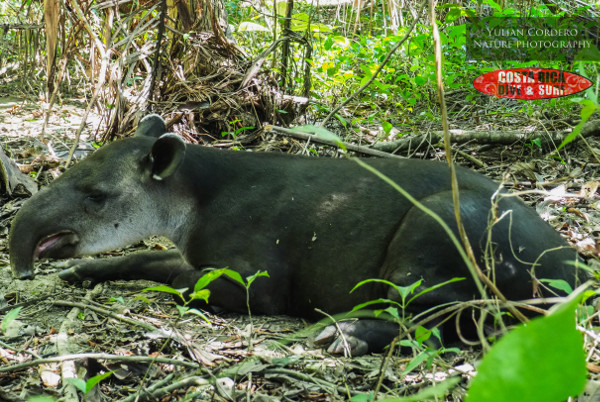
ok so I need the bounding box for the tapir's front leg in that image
[58,250,193,284]
[59,251,256,314]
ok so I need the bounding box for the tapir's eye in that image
[86,193,106,203]
[84,192,108,213]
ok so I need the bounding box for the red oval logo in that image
[473,68,593,99]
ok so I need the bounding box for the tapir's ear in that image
[149,134,186,180]
[136,114,167,138]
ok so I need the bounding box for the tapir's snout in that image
[9,178,81,280]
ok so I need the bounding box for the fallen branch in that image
[372,123,600,153]
[0,352,199,373]
[265,124,404,159]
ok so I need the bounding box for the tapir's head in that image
[10,114,189,279]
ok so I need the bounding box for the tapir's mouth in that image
[35,231,80,260]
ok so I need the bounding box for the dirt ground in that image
[0,95,599,401]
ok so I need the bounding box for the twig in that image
[0,353,199,373]
[267,368,337,394]
[265,124,404,159]
[371,126,600,153]
[52,300,160,333]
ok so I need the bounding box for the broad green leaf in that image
[414,326,432,345]
[351,298,402,312]
[194,268,227,292]
[85,371,113,393]
[402,350,434,376]
[27,397,57,402]
[66,378,87,394]
[466,297,587,402]
[396,279,422,301]
[539,278,573,295]
[350,278,401,294]
[557,99,596,151]
[223,268,244,286]
[1,306,22,333]
[246,270,270,287]
[382,121,393,134]
[291,125,346,150]
[350,393,374,402]
[142,285,183,298]
[408,277,465,305]
[189,289,211,303]
[379,306,400,320]
[183,308,211,322]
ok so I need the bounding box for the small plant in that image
[143,267,241,322]
[221,119,255,139]
[143,267,270,345]
[350,277,464,322]
[66,371,114,397]
[216,269,270,352]
[0,306,22,334]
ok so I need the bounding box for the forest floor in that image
[0,94,599,401]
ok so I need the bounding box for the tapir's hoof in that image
[58,267,83,282]
[314,320,399,356]
[58,259,105,285]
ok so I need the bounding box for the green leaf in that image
[382,121,393,134]
[414,326,432,345]
[291,125,347,150]
[143,285,184,297]
[182,308,211,322]
[175,305,189,316]
[539,278,573,295]
[85,371,113,393]
[1,306,22,333]
[396,279,422,301]
[402,350,433,376]
[466,297,587,402]
[133,295,151,304]
[193,268,229,292]
[188,289,211,303]
[351,298,402,312]
[380,306,400,320]
[223,268,244,286]
[408,277,465,306]
[350,393,374,402]
[66,378,87,394]
[350,278,398,293]
[246,270,270,287]
[557,99,596,151]
[27,397,57,402]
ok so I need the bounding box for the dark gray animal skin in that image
[9,115,581,355]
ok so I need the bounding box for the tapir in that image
[9,114,581,354]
